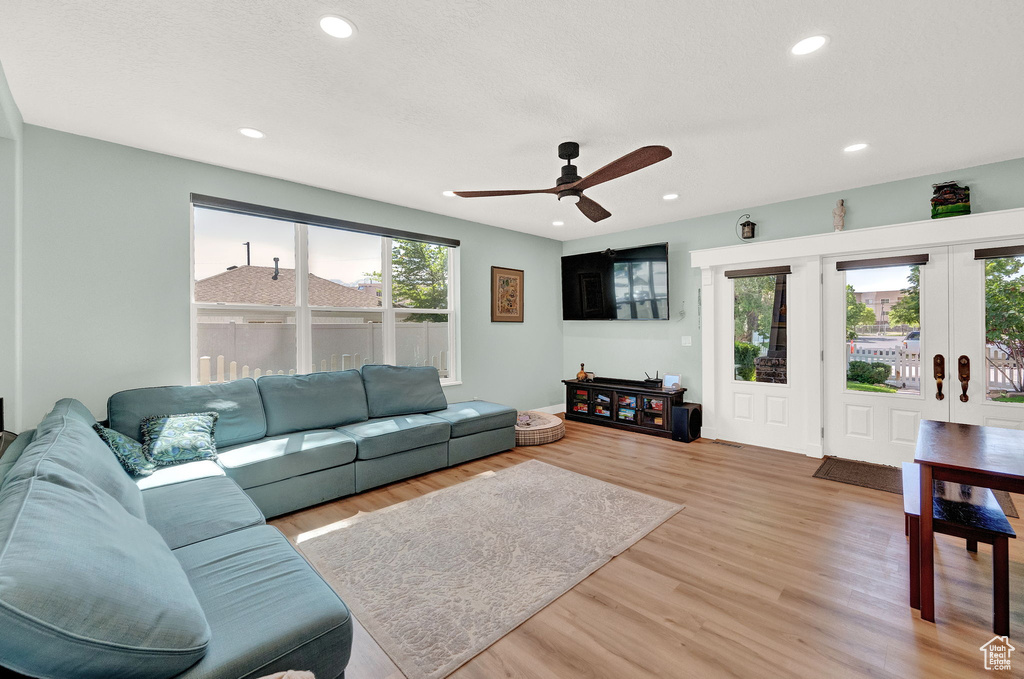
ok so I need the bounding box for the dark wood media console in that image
[562,377,687,438]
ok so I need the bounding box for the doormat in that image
[812,456,1019,518]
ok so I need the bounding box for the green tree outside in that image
[985,257,1024,392]
[733,275,776,348]
[888,265,920,327]
[365,239,450,322]
[846,285,875,340]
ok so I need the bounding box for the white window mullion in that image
[382,237,396,366]
[295,223,312,373]
[448,245,460,383]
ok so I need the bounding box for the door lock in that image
[933,354,945,401]
[958,355,970,403]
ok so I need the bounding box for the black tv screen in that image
[561,243,669,320]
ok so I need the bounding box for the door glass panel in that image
[844,265,919,395]
[984,256,1024,403]
[196,308,296,382]
[733,274,787,383]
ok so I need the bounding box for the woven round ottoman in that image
[515,411,565,446]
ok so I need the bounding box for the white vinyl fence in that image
[986,346,1024,393]
[847,346,921,390]
[197,321,449,385]
[846,344,1024,393]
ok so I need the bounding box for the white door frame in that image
[692,207,1024,457]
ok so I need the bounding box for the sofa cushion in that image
[218,429,357,489]
[143,476,265,550]
[108,379,267,448]
[258,371,369,437]
[0,428,34,482]
[430,401,518,438]
[93,424,157,476]
[141,412,219,466]
[136,460,226,491]
[360,364,447,418]
[0,467,211,679]
[6,400,146,520]
[173,526,352,679]
[339,414,450,460]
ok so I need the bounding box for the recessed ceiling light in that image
[791,35,828,55]
[844,143,868,153]
[442,191,457,197]
[552,221,564,226]
[239,127,265,139]
[662,193,679,201]
[320,16,355,39]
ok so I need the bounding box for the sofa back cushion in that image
[108,379,267,448]
[6,399,146,520]
[0,429,34,484]
[360,365,448,418]
[258,371,369,436]
[0,465,211,679]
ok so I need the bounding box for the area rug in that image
[297,460,683,679]
[813,456,1018,518]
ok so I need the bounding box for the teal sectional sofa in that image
[0,365,515,678]
[0,399,352,679]
[107,364,517,516]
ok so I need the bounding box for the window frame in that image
[189,207,461,386]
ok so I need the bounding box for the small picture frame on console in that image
[662,374,681,389]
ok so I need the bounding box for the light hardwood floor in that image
[271,420,1024,678]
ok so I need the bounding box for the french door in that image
[824,239,1024,465]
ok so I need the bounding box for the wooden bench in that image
[903,462,1015,635]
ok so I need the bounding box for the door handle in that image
[958,355,970,403]
[933,354,945,400]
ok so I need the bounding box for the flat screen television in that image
[561,243,669,320]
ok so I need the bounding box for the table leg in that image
[994,537,1009,636]
[908,515,920,609]
[919,462,935,622]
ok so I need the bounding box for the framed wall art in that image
[491,266,524,322]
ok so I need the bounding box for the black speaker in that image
[671,403,702,443]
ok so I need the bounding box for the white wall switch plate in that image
[680,335,692,347]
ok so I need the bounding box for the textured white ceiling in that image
[2,1,1023,241]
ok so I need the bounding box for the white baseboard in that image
[532,403,566,415]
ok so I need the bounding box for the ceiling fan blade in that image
[576,194,612,222]
[574,146,672,191]
[453,188,557,198]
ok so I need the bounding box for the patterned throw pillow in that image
[140,412,219,467]
[93,424,157,476]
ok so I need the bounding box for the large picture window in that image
[191,202,458,385]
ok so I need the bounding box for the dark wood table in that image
[915,420,1024,627]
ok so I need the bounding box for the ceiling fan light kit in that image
[453,141,671,223]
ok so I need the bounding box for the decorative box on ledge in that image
[562,377,688,438]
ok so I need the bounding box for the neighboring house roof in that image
[195,266,382,307]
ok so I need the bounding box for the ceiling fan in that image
[453,142,672,223]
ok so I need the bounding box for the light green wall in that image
[0,61,22,431]
[0,137,17,429]
[16,125,564,429]
[563,157,1024,403]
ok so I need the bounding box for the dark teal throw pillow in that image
[93,424,157,476]
[140,412,219,467]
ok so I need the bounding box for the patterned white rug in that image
[297,460,683,679]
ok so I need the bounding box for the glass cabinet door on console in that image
[616,394,638,423]
[571,388,590,415]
